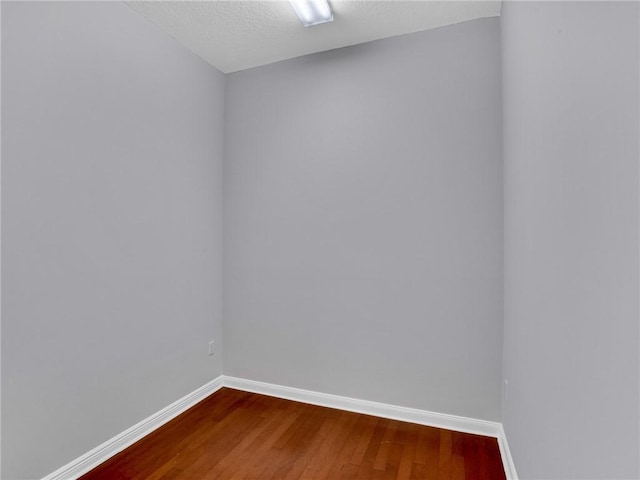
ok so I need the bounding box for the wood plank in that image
[79,388,507,480]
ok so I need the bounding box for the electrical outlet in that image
[208,340,215,356]
[504,379,509,402]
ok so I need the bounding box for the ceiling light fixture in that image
[289,0,333,27]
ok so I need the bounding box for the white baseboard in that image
[496,424,519,480]
[223,376,501,437]
[42,375,518,480]
[41,376,224,480]
[223,376,517,479]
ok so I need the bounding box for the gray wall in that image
[1,2,225,478]
[501,2,639,479]
[224,18,504,421]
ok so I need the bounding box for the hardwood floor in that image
[80,388,506,480]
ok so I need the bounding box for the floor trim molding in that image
[224,376,500,436]
[496,424,519,480]
[41,376,225,480]
[42,375,518,480]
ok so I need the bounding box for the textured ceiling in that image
[125,1,502,73]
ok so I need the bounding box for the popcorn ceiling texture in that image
[125,1,501,73]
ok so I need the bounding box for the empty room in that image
[1,0,638,479]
